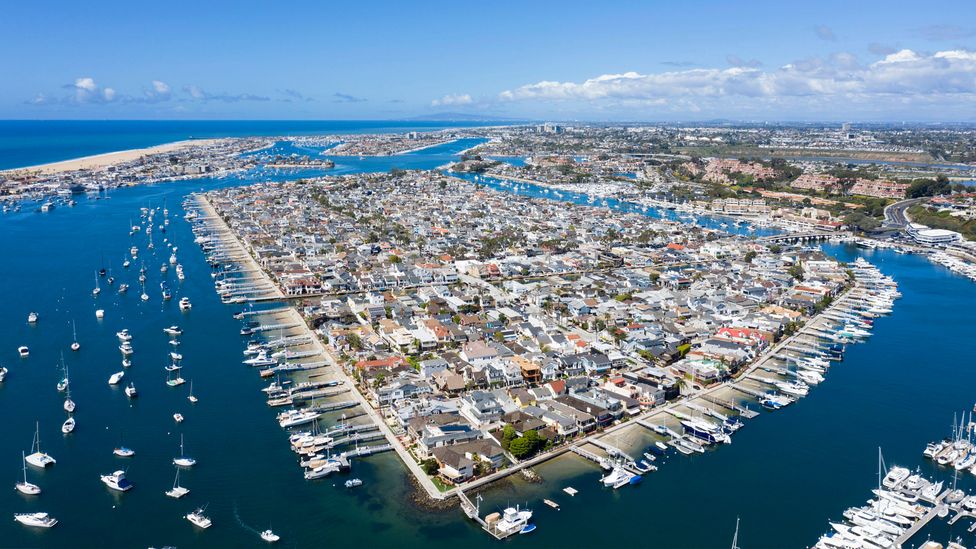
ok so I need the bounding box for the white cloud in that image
[497,49,976,109]
[431,93,473,107]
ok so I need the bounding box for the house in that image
[431,446,474,483]
[458,390,504,427]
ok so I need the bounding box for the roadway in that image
[883,198,923,228]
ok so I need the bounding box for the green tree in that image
[421,458,439,475]
[509,437,534,459]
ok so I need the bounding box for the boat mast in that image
[730,517,740,549]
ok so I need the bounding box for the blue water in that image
[0,120,509,170]
[2,123,976,548]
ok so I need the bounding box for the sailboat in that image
[730,517,740,549]
[56,354,69,392]
[61,415,75,434]
[25,422,56,468]
[173,434,197,467]
[70,320,80,351]
[63,385,76,413]
[114,431,135,457]
[92,272,101,296]
[15,451,41,495]
[188,380,198,403]
[165,467,190,498]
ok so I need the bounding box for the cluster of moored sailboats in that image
[8,204,282,542]
[923,412,976,475]
[816,450,961,549]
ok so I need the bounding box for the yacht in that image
[260,529,280,543]
[881,467,912,488]
[163,326,183,336]
[179,297,192,311]
[61,416,75,434]
[100,470,133,492]
[125,382,138,398]
[185,508,212,529]
[600,466,635,489]
[165,468,189,498]
[491,506,534,537]
[244,352,277,367]
[278,410,321,429]
[25,423,55,468]
[13,512,58,528]
[116,329,132,341]
[170,351,183,361]
[681,419,732,445]
[173,435,197,467]
[119,343,134,356]
[108,371,125,385]
[15,451,41,495]
[304,460,341,479]
[17,346,29,357]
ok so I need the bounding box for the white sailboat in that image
[70,320,80,351]
[188,380,198,403]
[173,434,197,467]
[61,415,75,434]
[165,467,190,498]
[25,422,55,468]
[15,451,41,495]
[92,272,101,297]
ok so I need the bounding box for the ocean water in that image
[1,124,975,547]
[0,120,508,170]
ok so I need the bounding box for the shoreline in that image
[2,138,225,176]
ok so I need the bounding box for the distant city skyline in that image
[4,0,976,121]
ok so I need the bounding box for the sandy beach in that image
[2,139,224,176]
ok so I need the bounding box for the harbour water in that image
[2,127,976,547]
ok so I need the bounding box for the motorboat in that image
[122,358,132,368]
[108,371,125,385]
[13,512,58,528]
[260,529,280,543]
[179,297,192,311]
[173,413,184,423]
[344,478,363,488]
[0,367,7,382]
[27,312,38,324]
[125,383,138,398]
[116,329,132,341]
[113,446,135,457]
[18,346,29,357]
[100,470,133,492]
[185,508,212,529]
[164,326,183,336]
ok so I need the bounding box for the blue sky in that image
[3,0,976,121]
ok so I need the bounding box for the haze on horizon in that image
[3,0,976,122]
